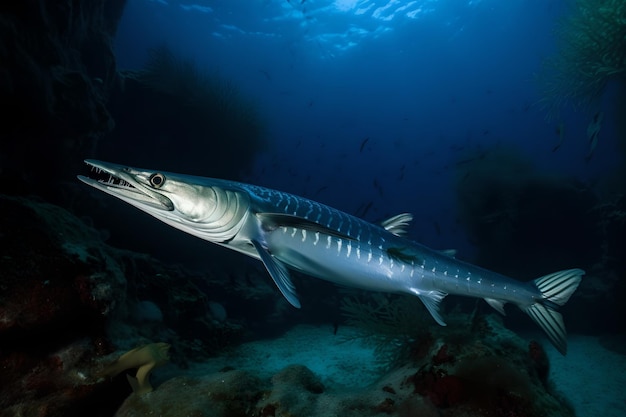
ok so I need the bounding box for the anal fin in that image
[484,297,506,315]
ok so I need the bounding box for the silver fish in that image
[79,160,583,354]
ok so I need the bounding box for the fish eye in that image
[149,173,166,188]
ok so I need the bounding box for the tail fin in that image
[524,269,584,355]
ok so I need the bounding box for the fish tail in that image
[523,269,584,355]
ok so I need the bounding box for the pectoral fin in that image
[257,213,354,241]
[387,247,424,265]
[251,239,301,308]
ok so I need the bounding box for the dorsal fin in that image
[380,213,413,236]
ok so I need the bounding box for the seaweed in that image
[341,293,430,369]
[538,0,626,117]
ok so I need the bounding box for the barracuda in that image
[78,160,583,354]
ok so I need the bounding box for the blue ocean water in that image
[3,2,626,416]
[107,0,624,344]
[113,0,620,259]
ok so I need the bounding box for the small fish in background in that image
[373,179,383,196]
[397,164,405,181]
[455,150,488,166]
[586,111,604,162]
[355,201,374,218]
[449,143,465,152]
[359,137,370,152]
[258,69,271,81]
[432,220,441,236]
[314,185,328,196]
[361,201,373,218]
[552,122,565,152]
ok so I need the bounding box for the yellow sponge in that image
[99,342,170,395]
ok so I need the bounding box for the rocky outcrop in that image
[0,195,360,417]
[0,195,127,416]
[0,0,126,194]
[0,195,265,416]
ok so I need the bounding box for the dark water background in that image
[109,0,621,264]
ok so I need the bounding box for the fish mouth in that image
[78,159,174,211]
[80,160,135,190]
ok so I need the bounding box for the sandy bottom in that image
[543,334,626,417]
[168,325,626,416]
[180,325,381,388]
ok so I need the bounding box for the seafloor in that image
[2,194,624,417]
[142,325,623,417]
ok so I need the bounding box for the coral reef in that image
[0,195,126,416]
[112,315,575,417]
[0,195,125,338]
[0,194,266,415]
[539,0,626,116]
[105,252,250,361]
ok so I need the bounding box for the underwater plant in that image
[341,293,430,368]
[538,0,626,117]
